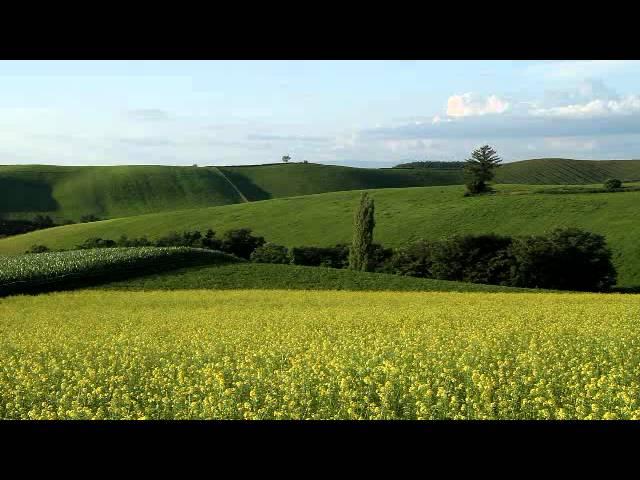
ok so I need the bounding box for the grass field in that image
[100,263,524,292]
[3,183,638,286]
[2,289,639,420]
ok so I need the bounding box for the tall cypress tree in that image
[349,192,375,271]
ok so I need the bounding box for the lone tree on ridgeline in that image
[349,192,375,271]
[282,155,291,163]
[464,145,502,195]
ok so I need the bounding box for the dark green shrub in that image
[220,228,265,259]
[250,243,290,264]
[429,234,513,284]
[369,243,394,272]
[25,244,50,254]
[509,227,617,291]
[290,245,349,268]
[76,237,117,249]
[155,231,203,247]
[80,214,102,223]
[32,215,54,229]
[201,229,222,250]
[604,178,622,191]
[388,239,435,278]
[116,235,153,247]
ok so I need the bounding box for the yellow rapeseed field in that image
[1,289,639,420]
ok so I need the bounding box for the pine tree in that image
[464,145,502,194]
[349,192,375,271]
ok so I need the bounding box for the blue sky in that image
[2,60,640,166]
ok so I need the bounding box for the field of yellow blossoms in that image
[1,289,639,420]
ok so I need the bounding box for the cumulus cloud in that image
[446,93,509,117]
[530,95,640,118]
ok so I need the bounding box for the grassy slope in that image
[0,165,245,221]
[497,159,640,184]
[2,183,639,286]
[100,263,525,292]
[218,163,463,200]
[3,159,640,222]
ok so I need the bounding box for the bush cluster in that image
[34,225,616,292]
[388,228,616,291]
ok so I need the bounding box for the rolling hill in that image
[2,159,640,222]
[0,165,246,222]
[2,183,639,287]
[217,163,463,200]
[497,158,640,184]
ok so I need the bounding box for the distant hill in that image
[2,183,638,287]
[498,158,640,184]
[394,161,466,169]
[0,165,245,222]
[2,159,640,222]
[395,158,640,185]
[217,163,462,201]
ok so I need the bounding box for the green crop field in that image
[0,247,237,296]
[2,289,639,420]
[2,183,638,286]
[100,262,525,292]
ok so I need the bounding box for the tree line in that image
[0,214,102,238]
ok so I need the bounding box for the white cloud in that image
[446,93,509,117]
[530,95,640,118]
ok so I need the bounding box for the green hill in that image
[497,158,640,184]
[218,163,463,200]
[2,183,639,287]
[3,160,640,222]
[0,165,246,222]
[98,262,526,292]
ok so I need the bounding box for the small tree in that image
[282,155,291,163]
[250,243,290,264]
[349,192,375,271]
[464,145,502,195]
[604,178,622,191]
[220,228,265,259]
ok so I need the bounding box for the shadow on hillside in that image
[0,178,59,214]
[216,168,272,201]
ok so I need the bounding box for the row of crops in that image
[0,247,238,296]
